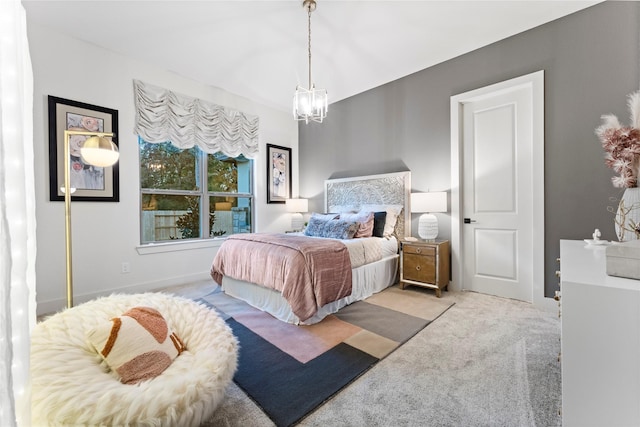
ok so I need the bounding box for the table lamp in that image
[286,198,308,231]
[411,192,447,241]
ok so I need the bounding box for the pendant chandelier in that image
[293,0,328,124]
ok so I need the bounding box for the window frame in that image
[138,140,255,245]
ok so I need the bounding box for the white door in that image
[454,72,544,303]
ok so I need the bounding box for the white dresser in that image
[560,239,640,427]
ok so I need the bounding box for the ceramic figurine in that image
[593,228,601,241]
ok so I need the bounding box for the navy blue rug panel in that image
[228,318,379,427]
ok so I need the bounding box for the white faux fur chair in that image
[31,293,238,426]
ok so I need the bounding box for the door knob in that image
[463,218,476,224]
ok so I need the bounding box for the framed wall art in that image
[48,96,119,202]
[266,143,291,204]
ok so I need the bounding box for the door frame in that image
[450,70,554,310]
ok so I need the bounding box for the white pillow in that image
[328,205,358,214]
[359,204,403,237]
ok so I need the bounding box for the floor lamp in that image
[63,130,119,308]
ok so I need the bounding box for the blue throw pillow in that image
[322,219,359,239]
[304,216,328,237]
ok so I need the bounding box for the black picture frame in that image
[266,143,292,204]
[48,95,119,202]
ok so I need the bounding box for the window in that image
[139,138,253,244]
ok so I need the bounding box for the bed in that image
[210,171,411,324]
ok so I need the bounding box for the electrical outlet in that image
[121,262,130,274]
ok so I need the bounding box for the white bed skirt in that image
[221,254,399,325]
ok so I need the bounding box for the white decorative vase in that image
[615,187,640,241]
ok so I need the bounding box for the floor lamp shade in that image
[80,135,120,167]
[286,198,308,231]
[411,192,447,241]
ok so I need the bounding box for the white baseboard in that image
[37,271,214,316]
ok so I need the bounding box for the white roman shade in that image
[133,79,259,158]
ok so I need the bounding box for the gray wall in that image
[299,1,640,297]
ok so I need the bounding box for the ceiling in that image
[22,0,601,113]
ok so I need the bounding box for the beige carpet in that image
[164,282,561,427]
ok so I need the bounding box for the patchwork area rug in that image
[197,285,453,427]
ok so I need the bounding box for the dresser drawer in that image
[402,244,436,256]
[403,253,436,283]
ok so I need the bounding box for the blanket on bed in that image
[210,233,353,322]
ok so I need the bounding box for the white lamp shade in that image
[286,198,308,213]
[80,136,120,167]
[411,192,447,213]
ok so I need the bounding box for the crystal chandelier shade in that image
[293,0,328,124]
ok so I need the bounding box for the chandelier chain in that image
[307,3,312,89]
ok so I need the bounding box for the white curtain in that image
[0,0,36,425]
[133,79,259,158]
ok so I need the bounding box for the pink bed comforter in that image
[210,233,352,322]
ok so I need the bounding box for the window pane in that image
[139,140,199,191]
[208,153,251,193]
[210,196,252,237]
[141,194,201,243]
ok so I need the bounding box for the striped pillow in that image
[86,306,186,384]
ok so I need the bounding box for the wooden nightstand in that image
[400,240,450,297]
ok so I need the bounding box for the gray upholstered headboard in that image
[324,171,411,238]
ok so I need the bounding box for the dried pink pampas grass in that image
[596,90,640,188]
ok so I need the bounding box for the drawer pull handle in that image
[416,248,421,254]
[415,265,421,271]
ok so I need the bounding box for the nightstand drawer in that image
[403,253,436,282]
[402,245,436,256]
